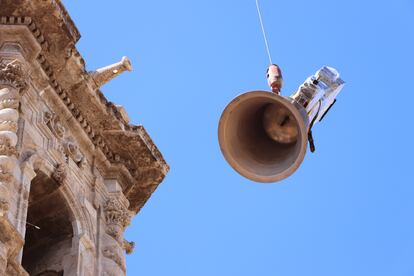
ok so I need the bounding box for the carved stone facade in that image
[103,198,132,243]
[0,1,169,275]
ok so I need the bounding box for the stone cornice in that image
[0,16,49,49]
[0,1,169,213]
[49,0,81,43]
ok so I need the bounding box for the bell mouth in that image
[263,103,299,144]
[218,91,309,183]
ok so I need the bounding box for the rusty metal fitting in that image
[266,64,283,94]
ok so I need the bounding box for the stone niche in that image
[0,0,169,275]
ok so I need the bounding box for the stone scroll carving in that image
[44,111,85,167]
[103,198,131,243]
[0,60,27,216]
[63,137,85,167]
[0,60,28,92]
[44,111,65,139]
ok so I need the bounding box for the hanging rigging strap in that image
[308,100,322,153]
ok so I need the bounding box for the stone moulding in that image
[0,10,169,212]
[49,0,81,42]
[0,16,49,50]
[1,15,167,172]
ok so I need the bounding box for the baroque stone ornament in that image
[44,112,65,139]
[103,198,131,242]
[63,138,84,166]
[44,112,86,167]
[0,136,18,157]
[0,60,28,92]
[52,163,67,185]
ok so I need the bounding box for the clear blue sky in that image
[65,1,414,275]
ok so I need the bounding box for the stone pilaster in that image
[0,38,30,275]
[101,196,132,275]
[0,60,27,217]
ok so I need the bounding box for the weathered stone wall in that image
[0,1,169,275]
[0,25,127,276]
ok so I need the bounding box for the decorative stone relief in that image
[44,112,65,139]
[44,111,86,167]
[52,163,67,185]
[2,14,168,216]
[0,136,18,157]
[102,246,126,273]
[103,198,131,243]
[0,60,28,92]
[63,138,84,167]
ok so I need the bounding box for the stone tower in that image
[0,1,169,275]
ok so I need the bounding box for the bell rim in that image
[218,90,308,183]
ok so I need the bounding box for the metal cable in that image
[255,0,273,65]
